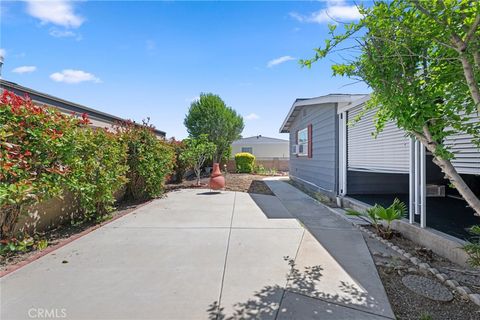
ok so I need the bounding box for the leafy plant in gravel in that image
[0,91,85,240]
[463,225,480,267]
[67,127,128,221]
[180,134,217,185]
[347,198,407,239]
[118,119,175,200]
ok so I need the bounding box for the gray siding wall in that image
[289,103,338,196]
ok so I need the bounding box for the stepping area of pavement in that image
[1,182,393,320]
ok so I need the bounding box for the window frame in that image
[297,127,309,157]
[241,146,253,154]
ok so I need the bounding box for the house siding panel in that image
[444,115,480,175]
[289,103,338,195]
[347,105,410,173]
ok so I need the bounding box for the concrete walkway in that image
[1,184,394,320]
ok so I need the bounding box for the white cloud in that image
[0,48,5,58]
[12,65,37,74]
[267,55,296,68]
[290,0,362,24]
[245,113,260,120]
[26,0,84,28]
[50,69,100,84]
[49,28,75,37]
[49,28,82,41]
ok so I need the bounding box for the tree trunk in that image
[195,167,201,185]
[0,204,21,240]
[414,128,480,216]
[458,54,480,113]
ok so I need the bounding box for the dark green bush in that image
[235,152,255,173]
[120,120,175,200]
[167,138,187,183]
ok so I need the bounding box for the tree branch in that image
[464,13,480,45]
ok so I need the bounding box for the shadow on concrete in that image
[197,191,223,196]
[207,258,379,320]
[249,194,294,219]
[249,180,394,319]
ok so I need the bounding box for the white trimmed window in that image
[297,128,309,156]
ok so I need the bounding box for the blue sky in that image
[1,0,369,139]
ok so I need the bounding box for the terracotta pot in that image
[209,163,225,190]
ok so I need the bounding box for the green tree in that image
[184,93,244,163]
[180,135,217,185]
[302,0,480,216]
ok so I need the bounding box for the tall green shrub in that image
[0,91,83,239]
[119,120,175,200]
[235,152,255,173]
[67,127,128,221]
[184,93,244,163]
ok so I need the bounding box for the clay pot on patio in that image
[209,163,225,190]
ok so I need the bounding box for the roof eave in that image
[279,94,369,133]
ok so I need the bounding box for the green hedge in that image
[235,152,255,173]
[120,120,175,200]
[0,91,174,239]
[67,127,128,220]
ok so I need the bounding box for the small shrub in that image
[254,165,278,176]
[347,198,406,239]
[118,120,175,200]
[255,164,267,175]
[235,152,255,173]
[180,135,217,185]
[67,127,128,221]
[464,225,480,267]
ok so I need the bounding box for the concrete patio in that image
[1,182,394,320]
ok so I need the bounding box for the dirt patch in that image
[0,199,150,272]
[166,173,275,196]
